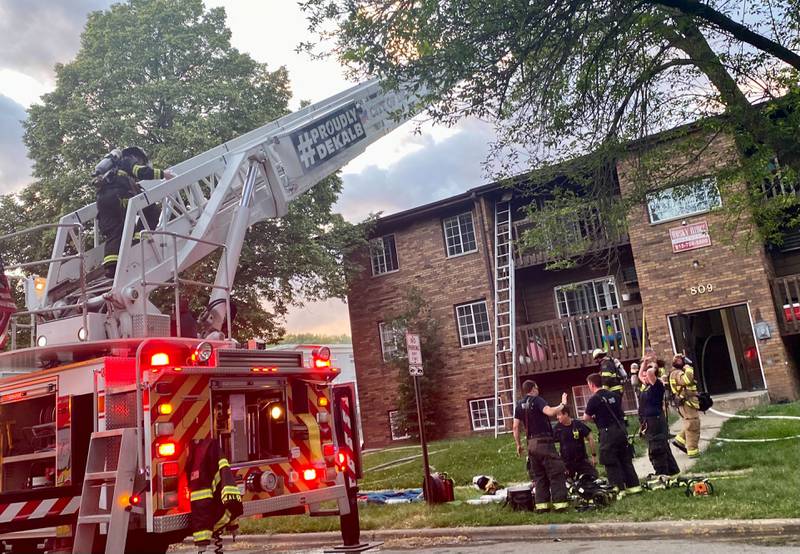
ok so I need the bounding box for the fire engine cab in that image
[0,77,423,554]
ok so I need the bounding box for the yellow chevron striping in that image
[297,413,322,461]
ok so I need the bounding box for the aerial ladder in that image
[0,79,424,554]
[28,79,424,348]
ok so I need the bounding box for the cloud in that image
[0,95,31,193]
[0,0,113,81]
[284,298,352,335]
[337,118,497,222]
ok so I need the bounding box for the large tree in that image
[302,0,800,259]
[5,0,366,341]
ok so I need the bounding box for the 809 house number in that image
[689,283,714,295]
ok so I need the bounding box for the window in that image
[646,177,721,224]
[370,234,399,275]
[378,322,405,362]
[469,397,496,431]
[455,300,491,347]
[555,277,624,355]
[388,410,410,441]
[443,212,477,257]
[555,277,620,318]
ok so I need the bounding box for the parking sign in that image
[405,332,423,376]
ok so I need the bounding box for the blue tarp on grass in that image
[357,488,424,504]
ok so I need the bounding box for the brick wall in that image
[347,199,496,447]
[617,133,800,401]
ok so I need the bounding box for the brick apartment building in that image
[347,129,800,448]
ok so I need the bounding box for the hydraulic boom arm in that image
[38,79,424,342]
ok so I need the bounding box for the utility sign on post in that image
[406,332,423,376]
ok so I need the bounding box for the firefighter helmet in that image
[121,146,149,165]
[591,348,606,360]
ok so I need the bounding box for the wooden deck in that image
[516,304,645,374]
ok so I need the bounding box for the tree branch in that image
[647,0,800,70]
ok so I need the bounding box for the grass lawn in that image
[240,401,800,534]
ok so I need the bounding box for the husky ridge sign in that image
[290,102,367,172]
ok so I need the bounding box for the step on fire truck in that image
[0,78,424,553]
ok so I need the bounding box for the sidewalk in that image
[632,409,726,477]
[227,518,800,550]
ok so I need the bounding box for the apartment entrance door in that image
[669,305,765,395]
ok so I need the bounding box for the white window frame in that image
[646,177,722,225]
[555,277,625,356]
[370,234,399,276]
[443,212,478,258]
[554,277,620,318]
[468,397,496,431]
[455,300,492,347]
[378,322,404,362]
[388,409,410,441]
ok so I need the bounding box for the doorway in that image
[669,305,765,395]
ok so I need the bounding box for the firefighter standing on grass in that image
[94,146,174,278]
[513,380,570,512]
[583,372,642,497]
[669,353,701,458]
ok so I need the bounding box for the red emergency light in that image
[157,441,178,458]
[312,347,331,369]
[302,468,318,481]
[336,451,349,472]
[151,353,170,367]
[161,462,179,478]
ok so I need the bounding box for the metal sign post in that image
[405,332,433,504]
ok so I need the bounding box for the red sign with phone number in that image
[669,221,711,253]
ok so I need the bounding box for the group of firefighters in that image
[513,348,701,512]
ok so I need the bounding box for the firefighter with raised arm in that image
[93,146,174,278]
[669,353,702,458]
[512,380,570,512]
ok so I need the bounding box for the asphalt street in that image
[170,535,800,553]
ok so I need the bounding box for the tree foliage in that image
[3,0,366,342]
[382,288,445,441]
[280,333,352,345]
[302,0,800,263]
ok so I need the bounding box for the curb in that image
[239,519,800,548]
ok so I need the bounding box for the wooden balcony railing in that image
[513,217,630,268]
[770,274,800,335]
[516,304,645,374]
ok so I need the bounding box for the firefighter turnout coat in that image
[187,438,243,546]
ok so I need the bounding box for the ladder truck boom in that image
[32,79,423,344]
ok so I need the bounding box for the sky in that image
[0,0,495,336]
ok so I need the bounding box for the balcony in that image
[516,304,645,374]
[512,209,630,269]
[771,274,800,335]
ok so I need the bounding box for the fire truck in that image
[0,79,423,553]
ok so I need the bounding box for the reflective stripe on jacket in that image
[669,366,699,409]
[187,438,243,546]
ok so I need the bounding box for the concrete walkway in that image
[632,390,768,477]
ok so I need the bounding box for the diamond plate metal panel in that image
[132,314,170,338]
[241,485,348,517]
[106,391,137,430]
[152,513,190,533]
